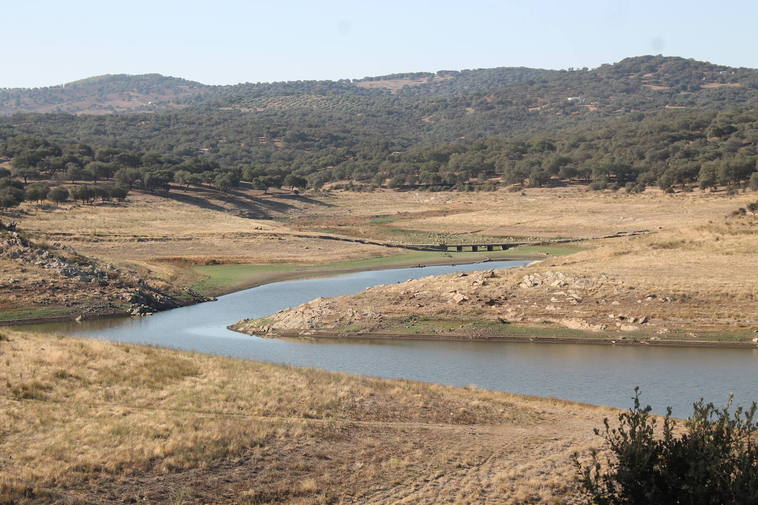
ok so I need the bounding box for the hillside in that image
[0,55,756,210]
[1,330,611,504]
[0,74,212,115]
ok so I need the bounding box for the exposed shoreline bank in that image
[232,327,758,350]
[192,251,541,297]
[4,252,540,326]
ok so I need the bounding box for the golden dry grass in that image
[0,330,611,504]
[395,187,758,239]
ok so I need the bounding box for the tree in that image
[283,174,308,190]
[749,172,758,191]
[83,161,112,183]
[70,185,95,203]
[574,389,758,505]
[0,186,24,208]
[698,163,718,190]
[173,170,192,189]
[11,166,41,184]
[214,172,238,192]
[66,163,84,183]
[47,187,70,204]
[114,167,142,189]
[110,185,129,201]
[24,182,49,202]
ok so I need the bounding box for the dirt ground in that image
[1,331,611,505]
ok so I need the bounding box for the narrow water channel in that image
[22,260,758,417]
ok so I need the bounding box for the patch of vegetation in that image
[190,263,299,293]
[1,56,756,199]
[190,249,549,295]
[368,215,395,224]
[574,389,758,505]
[0,306,78,321]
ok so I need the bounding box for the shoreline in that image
[189,251,543,297]
[3,253,539,326]
[231,328,758,350]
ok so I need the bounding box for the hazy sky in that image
[4,0,757,88]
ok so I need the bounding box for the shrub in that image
[574,388,758,505]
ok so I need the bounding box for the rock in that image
[451,293,469,304]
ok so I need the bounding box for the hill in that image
[0,56,756,197]
[0,74,212,115]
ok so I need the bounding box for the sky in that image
[3,0,758,88]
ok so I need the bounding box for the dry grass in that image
[395,187,758,239]
[14,189,390,267]
[0,330,610,504]
[9,185,756,329]
[243,208,757,340]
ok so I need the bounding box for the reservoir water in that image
[22,260,758,416]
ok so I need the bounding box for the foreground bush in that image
[574,388,758,505]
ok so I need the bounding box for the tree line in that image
[1,105,756,204]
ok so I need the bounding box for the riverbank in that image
[188,246,570,296]
[1,329,610,505]
[237,326,758,349]
[231,214,758,346]
[5,186,757,332]
[0,229,208,326]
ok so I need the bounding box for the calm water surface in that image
[23,260,758,416]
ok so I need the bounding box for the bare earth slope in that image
[0,229,206,322]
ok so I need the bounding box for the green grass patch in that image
[191,263,300,294]
[369,215,395,224]
[190,244,583,296]
[0,306,77,322]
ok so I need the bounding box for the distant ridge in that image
[1,55,756,116]
[0,55,758,122]
[0,73,212,115]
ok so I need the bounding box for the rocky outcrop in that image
[0,230,207,318]
[230,266,732,340]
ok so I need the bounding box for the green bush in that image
[574,388,758,505]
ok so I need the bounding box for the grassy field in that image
[0,330,610,504]
[3,185,757,503]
